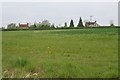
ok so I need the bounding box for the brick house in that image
[19,23,29,29]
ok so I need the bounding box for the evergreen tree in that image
[77,17,84,27]
[64,22,67,28]
[69,19,74,28]
[34,23,37,28]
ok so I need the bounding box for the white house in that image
[85,21,100,27]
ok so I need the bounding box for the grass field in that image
[2,28,118,78]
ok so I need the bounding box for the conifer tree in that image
[69,19,74,28]
[64,22,67,28]
[77,17,84,27]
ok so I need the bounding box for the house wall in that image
[19,23,29,29]
[19,27,29,29]
[85,22,100,27]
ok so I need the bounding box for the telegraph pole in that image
[90,16,93,22]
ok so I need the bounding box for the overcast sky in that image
[1,2,118,27]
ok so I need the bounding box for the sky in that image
[1,2,118,27]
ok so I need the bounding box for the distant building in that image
[19,23,29,29]
[42,20,51,26]
[85,21,100,27]
[7,23,16,29]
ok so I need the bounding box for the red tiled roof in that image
[19,24,28,27]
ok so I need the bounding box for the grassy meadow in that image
[2,28,118,78]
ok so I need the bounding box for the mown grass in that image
[2,28,118,78]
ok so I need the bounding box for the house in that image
[85,21,100,27]
[7,23,16,29]
[33,20,51,28]
[19,23,29,29]
[42,20,51,26]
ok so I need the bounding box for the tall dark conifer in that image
[69,19,74,28]
[77,17,84,27]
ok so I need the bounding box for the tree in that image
[0,27,5,30]
[69,19,74,28]
[51,24,55,29]
[34,23,37,28]
[77,17,84,27]
[29,25,36,29]
[110,20,114,27]
[64,22,67,28]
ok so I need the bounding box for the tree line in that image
[1,17,118,31]
[29,17,84,30]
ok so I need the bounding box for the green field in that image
[2,28,118,78]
